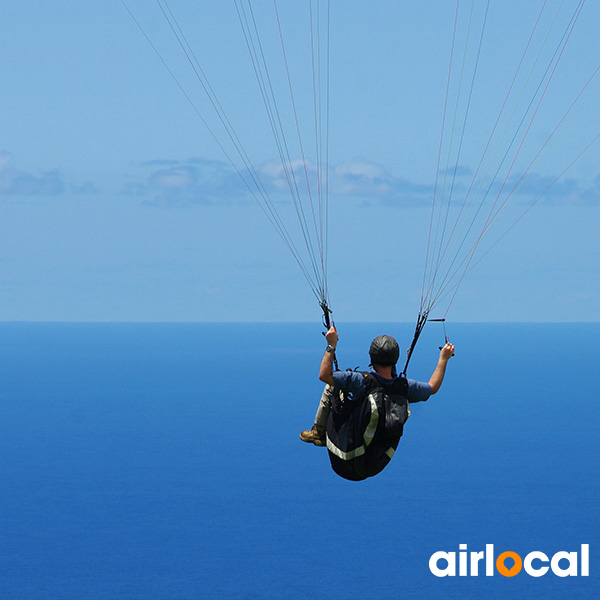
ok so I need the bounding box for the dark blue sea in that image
[0,322,597,599]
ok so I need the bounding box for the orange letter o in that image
[496,551,523,577]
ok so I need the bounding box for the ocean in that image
[0,322,597,599]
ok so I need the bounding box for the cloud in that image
[126,154,600,209]
[134,158,245,207]
[149,166,197,191]
[331,159,433,205]
[257,156,421,201]
[136,155,434,207]
[332,159,394,195]
[504,172,600,205]
[70,181,100,195]
[0,151,65,196]
[424,166,600,207]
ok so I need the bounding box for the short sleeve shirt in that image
[332,370,431,404]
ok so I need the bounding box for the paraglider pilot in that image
[300,325,455,480]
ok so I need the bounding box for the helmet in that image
[369,335,400,366]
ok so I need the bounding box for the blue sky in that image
[1,1,599,322]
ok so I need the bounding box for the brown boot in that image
[299,425,326,446]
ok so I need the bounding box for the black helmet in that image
[369,335,400,366]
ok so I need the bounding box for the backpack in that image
[326,373,410,481]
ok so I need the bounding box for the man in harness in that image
[300,325,455,480]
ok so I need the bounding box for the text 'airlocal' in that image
[429,544,589,577]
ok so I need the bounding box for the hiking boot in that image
[300,425,326,446]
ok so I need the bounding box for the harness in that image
[325,373,410,481]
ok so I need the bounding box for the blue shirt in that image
[332,370,432,404]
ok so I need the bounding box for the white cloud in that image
[149,167,196,190]
[129,158,245,206]
[256,157,432,204]
[335,159,388,180]
[126,154,600,209]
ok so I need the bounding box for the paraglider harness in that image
[325,372,410,481]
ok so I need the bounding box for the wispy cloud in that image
[131,156,435,207]
[0,151,101,198]
[505,172,600,205]
[331,159,433,205]
[0,150,64,196]
[126,158,245,207]
[131,154,600,208]
[4,149,597,208]
[256,156,433,203]
[431,164,600,206]
[70,182,100,195]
